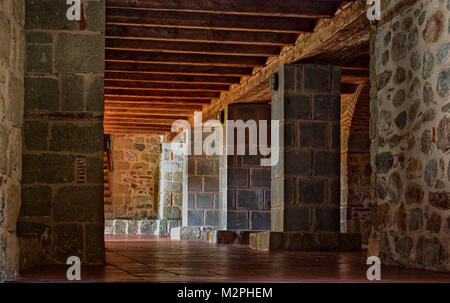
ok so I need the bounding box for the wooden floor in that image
[16,236,450,282]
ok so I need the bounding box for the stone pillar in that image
[370,0,449,272]
[271,64,341,232]
[0,0,25,280]
[18,0,105,268]
[250,64,360,251]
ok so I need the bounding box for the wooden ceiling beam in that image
[104,80,229,91]
[106,8,315,33]
[105,89,220,98]
[105,108,195,116]
[104,117,177,125]
[106,38,281,57]
[105,97,210,105]
[106,25,297,46]
[104,129,169,135]
[105,113,190,120]
[105,50,267,67]
[105,102,203,111]
[106,0,338,18]
[104,72,241,85]
[105,61,253,76]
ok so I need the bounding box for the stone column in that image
[250,64,361,251]
[18,0,105,268]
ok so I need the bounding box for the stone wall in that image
[18,0,105,269]
[0,0,25,280]
[109,135,161,220]
[370,0,450,272]
[225,103,271,231]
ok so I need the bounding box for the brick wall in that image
[18,0,105,269]
[225,103,271,231]
[0,0,25,280]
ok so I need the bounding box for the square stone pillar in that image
[271,64,341,232]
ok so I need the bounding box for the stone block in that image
[140,220,158,235]
[24,120,48,151]
[85,224,105,264]
[86,76,104,112]
[227,168,248,187]
[26,45,52,73]
[86,0,105,32]
[170,227,181,240]
[205,210,219,226]
[284,95,312,119]
[299,122,327,148]
[49,122,103,153]
[17,221,50,237]
[86,156,103,184]
[54,186,103,222]
[180,226,202,240]
[284,150,311,175]
[284,205,311,231]
[24,77,59,111]
[303,65,330,92]
[163,207,181,220]
[20,185,52,217]
[250,211,270,230]
[236,189,258,209]
[203,176,219,192]
[55,33,104,73]
[22,154,75,184]
[25,0,79,30]
[61,75,84,111]
[250,168,271,188]
[196,159,214,175]
[314,95,340,121]
[315,207,340,232]
[114,220,127,235]
[188,210,204,226]
[7,73,24,127]
[206,230,237,244]
[26,31,52,44]
[298,178,325,204]
[227,211,248,230]
[313,151,340,176]
[196,193,213,209]
[236,231,251,244]
[53,224,83,262]
[0,13,10,65]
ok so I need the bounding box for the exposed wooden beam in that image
[106,38,281,57]
[105,50,267,67]
[104,129,169,135]
[104,117,177,125]
[105,108,194,115]
[106,8,315,33]
[105,61,253,76]
[105,97,211,105]
[200,0,367,119]
[341,83,358,94]
[341,69,369,83]
[105,113,189,120]
[104,72,241,84]
[105,102,203,111]
[104,80,229,91]
[106,0,338,18]
[106,25,297,46]
[105,89,220,98]
[104,122,172,129]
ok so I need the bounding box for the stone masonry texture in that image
[0,0,25,281]
[18,0,106,269]
[369,0,449,272]
[271,64,341,232]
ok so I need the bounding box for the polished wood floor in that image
[16,236,450,282]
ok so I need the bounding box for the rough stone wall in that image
[19,0,105,269]
[109,135,161,220]
[225,103,271,231]
[0,0,25,280]
[160,142,184,232]
[370,0,450,272]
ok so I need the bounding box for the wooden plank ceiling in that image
[104,0,367,135]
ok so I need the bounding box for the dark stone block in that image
[54,186,103,222]
[284,178,295,204]
[303,65,330,92]
[375,152,394,174]
[86,157,103,184]
[250,168,271,188]
[329,178,340,205]
[227,190,234,209]
[203,176,219,192]
[332,67,341,93]
[227,168,248,187]
[26,31,53,44]
[205,211,219,226]
[283,123,295,148]
[188,158,195,175]
[284,206,310,231]
[264,190,271,209]
[196,158,214,175]
[20,186,52,217]
[242,155,263,166]
[86,0,105,32]
[250,211,271,230]
[314,95,340,121]
[284,150,311,176]
[26,45,52,73]
[22,154,75,184]
[25,0,79,30]
[86,76,104,112]
[313,151,339,176]
[61,75,84,111]
[315,208,340,231]
[285,95,312,119]
[188,176,202,192]
[188,193,194,209]
[49,122,103,153]
[17,221,51,237]
[85,224,105,264]
[227,211,249,230]
[299,178,325,203]
[196,193,213,209]
[24,77,59,111]
[53,224,83,262]
[236,189,258,209]
[24,120,48,151]
[299,122,327,148]
[188,210,204,226]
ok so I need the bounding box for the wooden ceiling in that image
[104,0,368,135]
